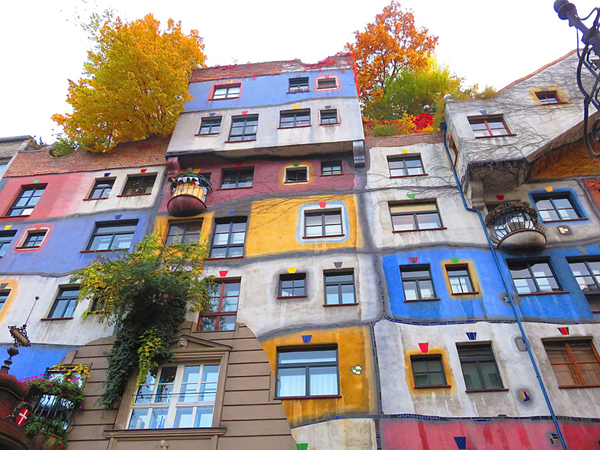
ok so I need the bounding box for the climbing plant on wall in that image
[72,232,214,406]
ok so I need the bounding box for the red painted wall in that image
[380,418,600,450]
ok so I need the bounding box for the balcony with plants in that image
[167,169,212,217]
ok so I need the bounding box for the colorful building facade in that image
[0,50,599,449]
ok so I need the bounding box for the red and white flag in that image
[16,408,29,426]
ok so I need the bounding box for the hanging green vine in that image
[72,232,214,407]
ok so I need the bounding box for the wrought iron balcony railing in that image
[485,204,547,252]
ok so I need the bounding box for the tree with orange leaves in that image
[53,13,206,153]
[345,1,438,103]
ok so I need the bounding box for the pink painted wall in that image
[158,156,357,213]
[380,418,600,450]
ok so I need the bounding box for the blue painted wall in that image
[184,69,358,112]
[6,343,78,381]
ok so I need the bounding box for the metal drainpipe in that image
[440,122,568,450]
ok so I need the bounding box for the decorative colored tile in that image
[418,343,429,353]
[519,389,532,403]
[242,110,248,115]
[293,105,300,109]
[454,437,467,450]
[401,148,409,153]
[450,257,459,263]
[407,193,416,199]
[479,109,487,115]
[319,202,327,208]
[466,332,477,340]
[301,335,312,344]
[558,327,569,336]
[33,180,40,184]
[350,365,363,375]
[545,186,553,192]
[288,267,297,274]
[409,257,418,263]
[293,163,300,167]
[115,214,122,220]
[104,172,111,177]
[236,163,242,167]
[209,112,216,117]
[496,195,504,201]
[228,211,234,216]
[334,262,342,268]
[324,105,331,109]
[140,168,147,173]
[4,225,12,230]
[219,271,228,277]
[0,283,7,289]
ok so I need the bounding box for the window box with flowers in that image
[167,169,213,217]
[23,364,89,449]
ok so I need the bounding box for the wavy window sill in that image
[518,291,570,297]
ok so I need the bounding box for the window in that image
[468,115,511,137]
[200,280,239,331]
[457,344,504,390]
[129,363,220,429]
[544,340,600,387]
[304,210,343,238]
[199,117,222,135]
[400,265,437,301]
[321,161,342,175]
[536,91,561,104]
[87,221,137,251]
[122,175,156,196]
[279,273,306,298]
[209,218,247,258]
[8,186,45,216]
[276,348,339,397]
[320,110,338,125]
[568,259,600,312]
[411,355,447,387]
[390,202,443,232]
[388,156,425,177]
[280,109,310,128]
[289,77,309,93]
[316,77,338,90]
[532,193,581,222]
[446,265,475,294]
[212,84,240,100]
[228,115,258,142]
[508,260,562,294]
[0,290,9,310]
[48,287,80,319]
[88,179,113,200]
[166,221,203,246]
[285,167,308,183]
[22,230,46,248]
[220,168,253,189]
[0,230,16,256]
[324,272,356,305]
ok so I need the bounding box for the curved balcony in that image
[485,203,546,252]
[167,173,212,217]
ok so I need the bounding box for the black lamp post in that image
[554,0,600,155]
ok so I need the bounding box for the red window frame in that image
[544,340,600,387]
[468,116,511,138]
[199,279,239,331]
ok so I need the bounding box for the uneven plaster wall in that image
[291,419,377,450]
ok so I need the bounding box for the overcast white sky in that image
[1,0,597,143]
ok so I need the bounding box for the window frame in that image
[400,265,438,301]
[0,230,16,256]
[543,339,600,388]
[209,217,247,259]
[227,115,258,142]
[47,286,80,319]
[446,265,477,295]
[567,257,600,313]
[86,220,138,252]
[321,160,343,176]
[20,230,47,249]
[320,109,339,125]
[120,174,157,197]
[535,91,562,105]
[468,115,512,138]
[127,362,222,429]
[87,179,114,200]
[198,117,222,135]
[389,201,444,232]
[532,192,583,222]
[508,259,564,295]
[219,168,254,189]
[324,271,356,306]
[315,75,340,91]
[211,84,241,100]
[7,185,46,217]
[284,166,309,184]
[410,354,449,388]
[165,221,203,246]
[279,109,310,128]
[288,77,309,93]
[275,346,340,399]
[0,290,10,310]
[303,209,344,238]
[456,343,504,391]
[199,279,239,332]
[387,155,426,178]
[278,273,307,299]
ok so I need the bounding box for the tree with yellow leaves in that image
[345,1,438,103]
[53,14,206,153]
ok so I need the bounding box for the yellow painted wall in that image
[246,194,361,257]
[261,326,376,427]
[0,279,19,322]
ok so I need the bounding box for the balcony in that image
[485,203,546,252]
[167,173,212,217]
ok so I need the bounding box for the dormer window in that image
[317,77,338,90]
[535,91,561,105]
[212,84,241,100]
[289,77,309,93]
